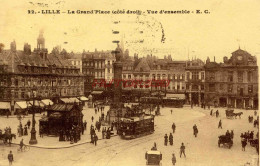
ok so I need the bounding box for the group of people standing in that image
[164,133,174,146]
[17,120,31,137]
[59,121,87,144]
[210,109,220,118]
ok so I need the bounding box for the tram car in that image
[162,98,185,108]
[118,115,155,139]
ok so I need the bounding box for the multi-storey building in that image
[185,59,205,106]
[120,54,186,101]
[205,48,258,109]
[68,56,82,73]
[82,50,115,99]
[0,32,84,115]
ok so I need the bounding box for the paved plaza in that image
[0,105,258,166]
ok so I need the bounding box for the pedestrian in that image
[231,130,234,139]
[172,153,176,166]
[172,123,176,133]
[91,116,94,122]
[83,120,87,130]
[171,109,173,114]
[27,120,31,129]
[106,128,111,139]
[169,133,173,146]
[8,151,14,166]
[218,120,222,129]
[180,143,186,158]
[151,142,157,150]
[241,138,247,151]
[164,134,168,146]
[20,125,23,136]
[24,126,28,135]
[19,139,24,151]
[216,110,219,118]
[254,110,257,116]
[102,128,105,139]
[226,130,231,138]
[81,124,84,135]
[94,134,98,146]
[73,129,77,143]
[210,109,213,116]
[193,124,198,137]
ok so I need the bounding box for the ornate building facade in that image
[0,32,84,115]
[185,59,205,105]
[205,48,258,109]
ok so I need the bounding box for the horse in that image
[2,133,16,144]
[233,112,243,119]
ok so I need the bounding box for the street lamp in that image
[29,90,38,145]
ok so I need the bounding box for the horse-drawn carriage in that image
[218,135,233,149]
[0,130,16,145]
[225,109,243,119]
[249,138,259,148]
[225,109,234,119]
[145,150,162,166]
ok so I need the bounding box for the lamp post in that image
[29,90,38,145]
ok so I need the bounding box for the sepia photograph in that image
[0,0,259,165]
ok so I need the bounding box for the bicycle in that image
[17,145,30,152]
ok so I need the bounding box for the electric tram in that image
[118,115,155,139]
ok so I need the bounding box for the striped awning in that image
[60,98,73,103]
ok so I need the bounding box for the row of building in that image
[0,31,258,115]
[0,32,84,115]
[81,47,258,110]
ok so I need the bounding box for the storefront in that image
[14,101,31,115]
[0,102,11,115]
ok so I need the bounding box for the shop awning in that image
[78,96,89,101]
[69,97,80,103]
[165,94,185,100]
[0,102,11,110]
[29,100,45,108]
[15,101,30,109]
[91,91,103,95]
[41,99,54,106]
[60,98,73,103]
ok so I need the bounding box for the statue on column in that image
[115,44,122,62]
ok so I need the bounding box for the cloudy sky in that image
[0,0,260,62]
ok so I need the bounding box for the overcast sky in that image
[0,0,260,62]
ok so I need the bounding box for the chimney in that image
[223,56,228,63]
[24,43,31,55]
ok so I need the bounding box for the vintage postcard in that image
[0,0,259,165]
